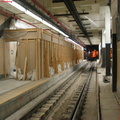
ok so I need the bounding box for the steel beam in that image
[79,32,92,34]
[112,34,117,92]
[78,35,93,37]
[73,23,90,27]
[54,12,89,17]
[53,0,85,3]
[63,0,92,45]
[68,19,88,22]
[15,0,85,46]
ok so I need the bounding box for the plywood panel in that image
[3,28,84,79]
[19,42,26,73]
[43,33,51,41]
[53,37,58,43]
[5,42,17,74]
[22,31,38,39]
[28,41,35,71]
[0,14,7,25]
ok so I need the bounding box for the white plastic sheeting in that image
[64,62,67,70]
[58,64,62,73]
[67,62,70,69]
[49,67,54,77]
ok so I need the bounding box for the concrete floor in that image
[0,78,31,95]
[97,68,119,120]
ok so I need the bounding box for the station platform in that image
[97,67,119,120]
[0,63,84,120]
[0,78,48,120]
[0,79,32,95]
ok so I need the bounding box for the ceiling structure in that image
[0,0,109,46]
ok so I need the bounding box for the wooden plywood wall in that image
[19,42,26,73]
[3,28,83,80]
[28,41,35,71]
[5,42,17,74]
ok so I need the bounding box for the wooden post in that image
[40,39,44,78]
[37,28,41,80]
[51,34,54,68]
[49,41,52,67]
[34,39,38,80]
[23,57,27,81]
[38,38,40,80]
[44,41,50,77]
[3,39,6,78]
[40,30,44,78]
[16,40,19,79]
[26,39,28,78]
[53,43,57,73]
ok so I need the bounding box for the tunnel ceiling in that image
[0,0,108,45]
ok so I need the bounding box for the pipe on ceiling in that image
[31,0,70,33]
[63,0,92,45]
[0,10,86,47]
[0,10,38,28]
[16,0,85,47]
[31,0,86,47]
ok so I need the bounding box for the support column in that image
[99,43,101,60]
[101,29,106,67]
[101,48,106,67]
[106,44,111,76]
[112,34,117,92]
[105,6,111,76]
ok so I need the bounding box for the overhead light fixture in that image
[9,0,26,12]
[8,0,68,37]
[25,10,43,22]
[66,38,81,47]
[42,20,68,37]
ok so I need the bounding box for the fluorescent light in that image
[8,1,26,12]
[67,38,81,46]
[8,1,69,37]
[25,10,43,22]
[42,20,68,37]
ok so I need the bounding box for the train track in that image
[20,62,101,120]
[59,62,95,120]
[19,62,88,120]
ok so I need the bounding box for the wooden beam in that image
[40,30,44,78]
[23,57,27,81]
[4,28,37,32]
[3,39,6,78]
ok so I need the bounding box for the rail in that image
[69,65,94,120]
